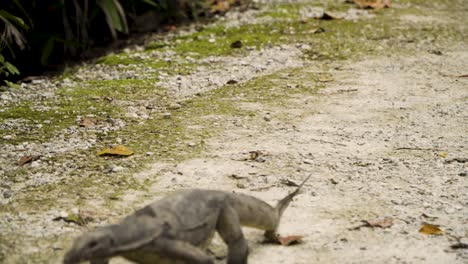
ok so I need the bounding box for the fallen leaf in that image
[230,40,243,49]
[277,235,304,246]
[419,223,443,235]
[53,210,95,226]
[317,74,334,82]
[97,145,134,156]
[211,0,231,13]
[352,0,392,9]
[364,217,394,228]
[79,117,98,127]
[18,155,40,165]
[439,151,448,158]
[164,25,177,31]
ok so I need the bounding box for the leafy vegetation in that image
[0,0,248,83]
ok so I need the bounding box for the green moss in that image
[96,54,143,66]
[145,41,168,50]
[173,22,292,57]
[257,3,302,19]
[0,103,75,142]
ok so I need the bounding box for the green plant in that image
[0,0,239,83]
[0,8,28,80]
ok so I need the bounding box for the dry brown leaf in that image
[79,117,98,127]
[318,74,334,82]
[211,0,231,13]
[54,210,95,226]
[164,25,177,31]
[97,145,134,156]
[353,0,392,9]
[419,223,443,235]
[18,155,40,165]
[277,235,304,246]
[364,217,394,228]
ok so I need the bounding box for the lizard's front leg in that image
[149,237,214,264]
[216,205,249,264]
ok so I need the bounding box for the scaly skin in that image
[64,175,311,264]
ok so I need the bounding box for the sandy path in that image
[118,52,467,263]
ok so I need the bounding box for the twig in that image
[309,138,347,147]
[395,147,444,151]
[439,72,468,78]
[249,184,276,192]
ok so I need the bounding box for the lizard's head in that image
[64,228,114,264]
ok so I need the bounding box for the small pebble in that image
[2,135,14,140]
[109,165,125,173]
[237,183,246,189]
[168,103,181,110]
[3,190,12,199]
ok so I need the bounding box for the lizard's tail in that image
[275,174,312,218]
[264,175,312,242]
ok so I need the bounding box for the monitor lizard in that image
[64,175,311,264]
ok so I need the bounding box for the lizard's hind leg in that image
[216,206,249,264]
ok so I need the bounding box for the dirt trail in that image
[124,52,467,264]
[0,0,467,263]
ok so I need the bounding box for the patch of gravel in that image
[0,116,127,204]
[157,45,305,98]
[221,8,269,28]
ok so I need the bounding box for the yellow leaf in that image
[419,223,443,235]
[97,145,134,156]
[439,152,448,158]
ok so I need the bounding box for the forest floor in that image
[0,0,467,263]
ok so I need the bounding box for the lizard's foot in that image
[263,231,280,244]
